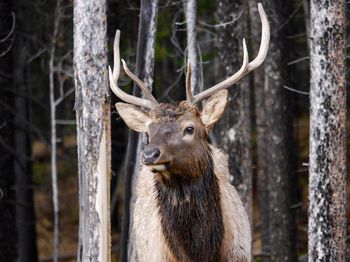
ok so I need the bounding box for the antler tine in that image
[109,30,156,109]
[121,59,159,105]
[192,3,270,105]
[185,59,193,102]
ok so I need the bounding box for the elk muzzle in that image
[142,146,161,164]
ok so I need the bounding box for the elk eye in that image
[184,126,194,136]
[145,133,149,145]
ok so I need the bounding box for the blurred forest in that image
[0,0,349,261]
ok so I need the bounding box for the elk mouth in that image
[143,161,171,172]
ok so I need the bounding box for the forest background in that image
[0,0,349,261]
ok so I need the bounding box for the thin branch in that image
[287,56,309,66]
[197,11,243,28]
[56,120,76,125]
[283,85,309,96]
[0,12,16,43]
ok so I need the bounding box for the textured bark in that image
[248,1,269,259]
[74,0,111,261]
[215,0,253,222]
[0,1,17,261]
[183,0,200,94]
[13,1,38,260]
[120,0,159,261]
[308,1,346,261]
[262,1,297,261]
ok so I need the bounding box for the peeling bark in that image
[309,1,346,261]
[74,0,111,260]
[215,0,253,223]
[120,1,159,261]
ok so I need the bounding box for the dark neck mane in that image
[154,152,224,262]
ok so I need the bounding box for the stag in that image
[109,4,269,261]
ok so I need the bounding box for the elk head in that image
[110,3,270,179]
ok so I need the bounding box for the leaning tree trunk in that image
[248,1,269,259]
[0,1,17,260]
[308,1,346,261]
[215,0,253,222]
[74,0,111,260]
[120,0,159,261]
[263,1,298,261]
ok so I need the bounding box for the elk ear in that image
[200,89,228,129]
[115,102,151,132]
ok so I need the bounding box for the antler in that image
[189,3,270,105]
[109,30,159,109]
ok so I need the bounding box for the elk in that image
[109,3,269,261]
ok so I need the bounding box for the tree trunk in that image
[13,1,38,260]
[263,1,298,261]
[74,0,111,260]
[120,1,159,261]
[183,0,200,94]
[0,1,17,261]
[248,1,269,259]
[49,1,62,260]
[308,1,346,261]
[215,0,253,223]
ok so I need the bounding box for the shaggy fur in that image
[155,149,224,262]
[133,147,251,262]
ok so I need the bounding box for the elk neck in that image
[154,147,224,262]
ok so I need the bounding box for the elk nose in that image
[142,147,161,164]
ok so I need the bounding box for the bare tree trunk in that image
[263,1,297,261]
[49,1,62,260]
[183,0,200,94]
[0,1,17,261]
[248,1,269,259]
[74,0,111,260]
[120,1,159,261]
[13,1,38,260]
[308,1,346,261]
[215,0,253,223]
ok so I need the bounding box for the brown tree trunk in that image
[0,1,17,260]
[248,1,269,259]
[13,1,38,260]
[74,0,111,260]
[215,0,253,223]
[308,0,346,261]
[262,0,298,261]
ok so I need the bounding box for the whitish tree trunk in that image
[120,1,159,261]
[263,1,298,261]
[308,1,346,261]
[183,0,200,94]
[215,0,253,222]
[74,0,111,261]
[248,1,269,259]
[49,1,62,260]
